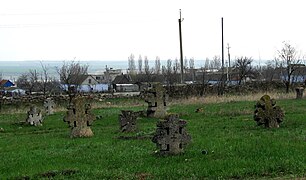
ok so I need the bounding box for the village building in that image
[112,74,139,92]
[61,75,108,93]
[0,79,14,88]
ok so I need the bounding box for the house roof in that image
[112,74,132,84]
[0,79,14,87]
[68,74,99,85]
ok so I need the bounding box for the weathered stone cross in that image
[26,106,43,126]
[254,95,284,128]
[152,114,191,155]
[119,110,138,132]
[44,98,55,115]
[143,83,168,119]
[63,96,96,138]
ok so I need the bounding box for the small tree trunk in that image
[285,81,290,93]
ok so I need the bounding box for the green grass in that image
[0,98,305,179]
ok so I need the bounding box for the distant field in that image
[0,97,305,179]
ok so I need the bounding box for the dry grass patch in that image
[169,92,296,105]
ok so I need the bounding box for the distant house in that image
[0,79,15,88]
[3,87,26,96]
[61,75,108,93]
[112,74,139,92]
[92,68,123,84]
[275,65,306,83]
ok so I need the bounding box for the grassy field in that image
[0,95,305,179]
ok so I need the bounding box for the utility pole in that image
[219,17,225,95]
[221,17,224,71]
[226,43,231,82]
[178,9,184,84]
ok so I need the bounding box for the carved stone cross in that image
[118,110,138,132]
[63,96,96,138]
[143,83,168,119]
[254,95,284,128]
[44,98,55,115]
[152,114,191,155]
[26,106,43,126]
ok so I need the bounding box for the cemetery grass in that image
[0,98,305,179]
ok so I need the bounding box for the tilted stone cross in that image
[44,98,55,115]
[63,96,96,138]
[26,106,43,126]
[254,95,284,128]
[118,110,139,132]
[152,114,191,155]
[143,83,168,119]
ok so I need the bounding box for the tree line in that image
[13,41,306,95]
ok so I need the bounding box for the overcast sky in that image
[0,0,305,62]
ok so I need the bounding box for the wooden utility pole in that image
[221,17,224,71]
[178,9,184,84]
[218,17,225,95]
[227,43,231,82]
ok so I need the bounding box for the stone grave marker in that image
[254,95,284,128]
[118,110,138,132]
[143,83,168,119]
[26,106,43,126]
[295,87,304,99]
[44,98,55,115]
[63,96,96,138]
[152,114,191,155]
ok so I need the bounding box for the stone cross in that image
[254,95,284,128]
[26,106,43,126]
[152,114,191,155]
[118,110,138,132]
[143,83,168,119]
[44,98,55,115]
[295,87,304,99]
[63,96,96,138]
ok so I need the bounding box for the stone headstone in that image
[254,95,284,128]
[44,98,55,115]
[152,114,191,155]
[143,83,168,119]
[118,110,138,132]
[295,87,304,99]
[26,106,43,126]
[63,96,96,138]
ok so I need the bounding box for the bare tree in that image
[28,69,39,94]
[162,59,174,86]
[138,55,143,73]
[184,56,188,72]
[155,56,161,74]
[128,54,136,74]
[39,61,49,95]
[16,73,31,93]
[204,58,210,71]
[189,58,195,69]
[211,56,221,70]
[144,56,153,82]
[234,57,253,85]
[56,61,89,93]
[174,58,180,74]
[276,41,302,93]
[189,57,195,82]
